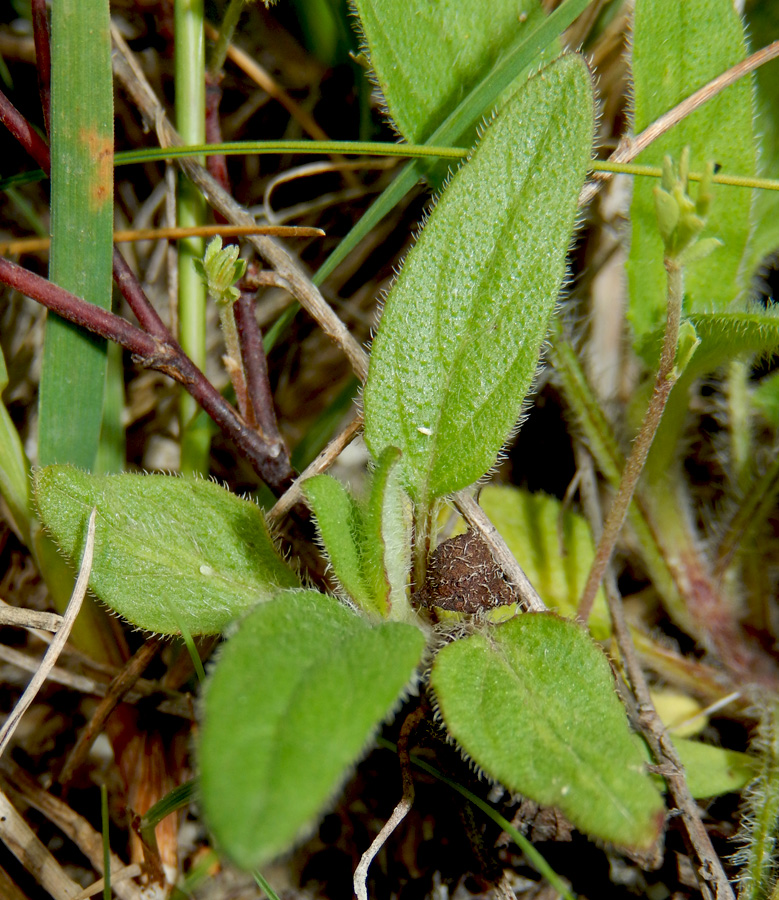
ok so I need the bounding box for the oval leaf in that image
[430,613,665,849]
[34,466,299,634]
[363,54,593,507]
[199,590,426,870]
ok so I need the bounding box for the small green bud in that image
[193,236,247,305]
[654,148,718,262]
[678,146,690,188]
[653,187,679,245]
[661,155,675,193]
[673,319,700,379]
[695,160,715,220]
[678,236,722,267]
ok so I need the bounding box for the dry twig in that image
[0,508,97,760]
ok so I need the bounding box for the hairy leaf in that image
[353,0,547,145]
[34,466,299,634]
[199,590,426,870]
[363,447,413,621]
[627,0,756,339]
[364,54,592,508]
[302,474,376,613]
[431,613,665,848]
[637,312,779,381]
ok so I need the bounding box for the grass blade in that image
[38,0,113,469]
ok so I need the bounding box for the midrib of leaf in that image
[491,641,636,823]
[417,148,552,504]
[39,0,113,469]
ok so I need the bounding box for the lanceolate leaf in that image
[364,447,413,622]
[431,613,665,849]
[34,467,299,634]
[627,0,756,340]
[363,54,592,508]
[302,473,376,614]
[199,590,426,870]
[353,0,548,145]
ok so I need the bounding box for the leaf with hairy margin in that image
[363,54,593,509]
[34,466,298,634]
[199,590,426,870]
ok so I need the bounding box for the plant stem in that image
[578,257,683,623]
[30,0,51,135]
[575,445,735,900]
[234,291,290,468]
[175,0,210,475]
[0,257,294,490]
[218,299,252,423]
[208,0,244,78]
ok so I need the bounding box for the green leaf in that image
[431,613,665,849]
[478,486,610,638]
[199,590,426,870]
[303,451,414,622]
[742,3,779,279]
[315,0,592,286]
[627,0,756,340]
[39,0,113,469]
[353,0,547,145]
[362,447,413,622]
[669,738,757,799]
[637,311,779,383]
[0,345,31,546]
[302,474,375,614]
[364,54,592,508]
[34,466,299,635]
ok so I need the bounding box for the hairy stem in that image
[578,257,683,622]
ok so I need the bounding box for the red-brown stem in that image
[0,256,294,490]
[0,86,51,172]
[205,72,230,197]
[0,84,295,489]
[111,247,172,341]
[30,0,51,136]
[234,290,290,468]
[578,258,683,622]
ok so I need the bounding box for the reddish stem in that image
[0,85,295,490]
[0,87,51,172]
[30,0,51,136]
[0,257,294,490]
[234,291,290,468]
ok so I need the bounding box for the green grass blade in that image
[38,0,113,469]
